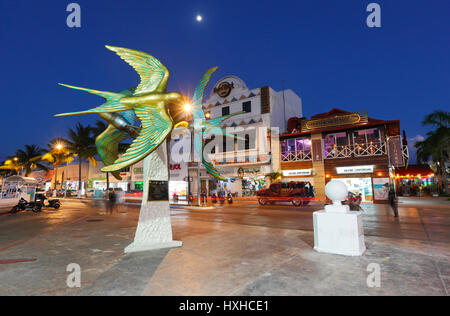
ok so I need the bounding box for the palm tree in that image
[66,123,98,197]
[0,157,23,176]
[4,145,48,176]
[17,144,48,176]
[41,138,75,190]
[415,110,449,193]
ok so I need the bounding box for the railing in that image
[324,142,387,159]
[281,150,312,162]
[209,151,271,165]
[281,142,388,162]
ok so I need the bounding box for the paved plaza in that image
[0,197,448,296]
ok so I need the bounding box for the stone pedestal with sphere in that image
[313,181,366,256]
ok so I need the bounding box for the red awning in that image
[395,164,434,177]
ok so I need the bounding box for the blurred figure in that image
[117,189,125,212]
[388,188,398,217]
[108,189,116,215]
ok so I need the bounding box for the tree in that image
[0,158,22,176]
[0,145,48,176]
[65,123,97,197]
[41,138,75,190]
[415,110,450,193]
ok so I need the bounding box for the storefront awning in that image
[395,164,434,178]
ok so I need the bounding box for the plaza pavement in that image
[0,197,448,296]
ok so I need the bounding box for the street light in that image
[183,102,192,113]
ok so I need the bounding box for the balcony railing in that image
[281,142,388,162]
[324,142,387,159]
[281,150,312,162]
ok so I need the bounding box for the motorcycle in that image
[211,193,218,204]
[172,192,179,202]
[227,193,233,204]
[10,198,42,214]
[201,192,208,205]
[35,193,61,209]
[219,193,225,205]
[188,194,194,205]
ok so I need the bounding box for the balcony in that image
[324,142,387,159]
[209,150,271,166]
[281,142,390,162]
[281,150,312,162]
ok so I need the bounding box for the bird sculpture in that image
[56,45,242,180]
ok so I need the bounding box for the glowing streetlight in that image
[55,143,64,151]
[183,102,192,113]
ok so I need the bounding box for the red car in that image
[256,182,315,206]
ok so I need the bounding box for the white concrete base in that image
[125,240,182,253]
[124,141,182,253]
[313,210,366,256]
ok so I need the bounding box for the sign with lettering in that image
[388,136,404,167]
[302,112,368,132]
[336,165,374,174]
[283,169,312,177]
[148,181,169,201]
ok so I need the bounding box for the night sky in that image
[0,0,449,162]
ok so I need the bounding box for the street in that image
[0,197,449,295]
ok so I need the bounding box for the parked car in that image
[256,182,315,206]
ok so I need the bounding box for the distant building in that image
[280,108,409,203]
[189,75,302,196]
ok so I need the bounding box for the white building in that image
[190,75,302,196]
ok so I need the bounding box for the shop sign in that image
[302,112,368,132]
[387,136,404,167]
[283,169,312,177]
[336,165,374,174]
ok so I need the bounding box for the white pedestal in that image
[125,141,182,253]
[313,207,366,256]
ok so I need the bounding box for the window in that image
[242,101,251,113]
[324,132,348,153]
[245,134,250,150]
[280,137,311,154]
[352,128,381,146]
[222,106,230,116]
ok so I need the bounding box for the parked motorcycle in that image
[227,193,233,204]
[10,198,42,214]
[35,193,61,209]
[211,193,218,204]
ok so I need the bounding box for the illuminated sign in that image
[302,112,368,132]
[283,169,312,177]
[336,165,374,174]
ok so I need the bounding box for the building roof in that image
[280,108,400,138]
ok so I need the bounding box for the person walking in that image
[388,188,398,217]
[108,189,117,215]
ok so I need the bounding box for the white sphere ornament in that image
[325,180,348,204]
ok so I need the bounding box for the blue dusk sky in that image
[0,0,448,162]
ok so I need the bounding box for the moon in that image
[196,15,203,22]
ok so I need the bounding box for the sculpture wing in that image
[101,105,173,172]
[194,132,226,181]
[106,45,169,95]
[96,125,129,180]
[192,67,218,122]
